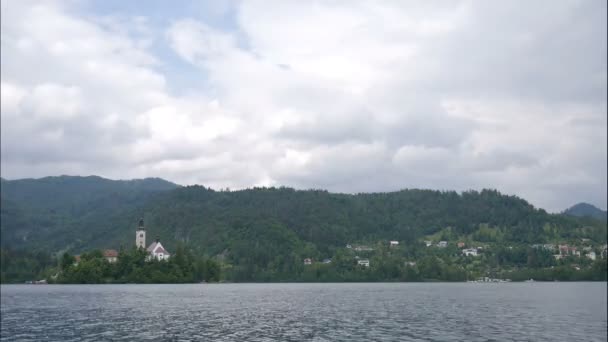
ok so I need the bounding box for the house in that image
[103,249,118,263]
[73,255,81,265]
[346,244,352,249]
[357,259,370,267]
[586,251,596,260]
[304,258,312,265]
[553,254,564,260]
[322,259,332,264]
[457,242,465,248]
[405,261,417,267]
[569,247,580,257]
[425,241,433,247]
[462,248,478,257]
[437,241,448,248]
[146,239,171,261]
[559,245,569,256]
[389,241,399,247]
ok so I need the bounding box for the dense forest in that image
[1,176,606,283]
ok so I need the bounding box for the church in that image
[136,218,171,260]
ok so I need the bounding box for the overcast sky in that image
[1,0,606,212]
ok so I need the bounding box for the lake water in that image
[1,283,606,341]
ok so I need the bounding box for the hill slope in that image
[563,202,607,221]
[1,176,179,251]
[1,176,606,281]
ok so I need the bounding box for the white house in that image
[586,251,596,260]
[304,258,312,265]
[146,240,171,261]
[437,241,448,248]
[357,259,370,267]
[389,241,399,247]
[425,241,433,247]
[103,249,118,263]
[462,248,478,257]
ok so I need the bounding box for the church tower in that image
[135,217,146,249]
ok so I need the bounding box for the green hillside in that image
[1,176,606,283]
[564,202,607,221]
[1,176,179,251]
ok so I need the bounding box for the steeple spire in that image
[135,217,146,249]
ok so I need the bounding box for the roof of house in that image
[103,249,119,258]
[74,255,81,262]
[147,242,169,255]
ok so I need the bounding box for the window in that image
[139,234,143,238]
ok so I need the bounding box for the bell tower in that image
[135,217,146,249]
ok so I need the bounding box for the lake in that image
[1,283,606,341]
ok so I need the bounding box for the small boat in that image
[524,279,535,282]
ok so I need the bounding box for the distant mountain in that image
[563,203,607,221]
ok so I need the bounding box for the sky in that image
[1,0,606,212]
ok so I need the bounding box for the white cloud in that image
[1,0,606,212]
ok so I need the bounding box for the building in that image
[354,245,374,252]
[457,242,465,248]
[135,217,146,249]
[304,258,312,265]
[146,239,170,261]
[603,245,608,259]
[425,241,433,247]
[437,241,448,248]
[532,244,554,250]
[389,241,399,247]
[405,261,416,267]
[322,259,332,264]
[134,218,171,261]
[462,248,478,257]
[103,249,118,263]
[586,251,596,261]
[543,244,555,251]
[357,259,370,267]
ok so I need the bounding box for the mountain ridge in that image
[563,202,607,221]
[1,175,606,282]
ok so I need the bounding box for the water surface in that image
[1,283,606,341]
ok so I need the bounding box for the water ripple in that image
[1,283,606,341]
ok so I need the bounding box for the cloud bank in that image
[1,0,606,212]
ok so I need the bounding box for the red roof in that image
[103,249,118,258]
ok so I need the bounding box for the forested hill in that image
[563,203,607,221]
[2,176,606,282]
[1,176,179,251]
[1,176,605,254]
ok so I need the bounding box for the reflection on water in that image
[1,283,606,341]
